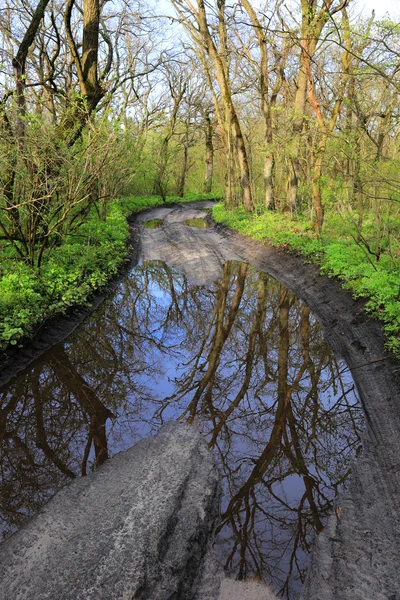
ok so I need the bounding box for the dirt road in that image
[1,200,399,599]
[138,202,400,600]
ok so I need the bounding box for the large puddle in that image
[0,260,363,598]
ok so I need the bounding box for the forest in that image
[0,0,399,355]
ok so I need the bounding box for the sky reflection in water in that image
[0,260,363,598]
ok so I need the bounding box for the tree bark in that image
[65,0,103,122]
[196,0,254,211]
[286,0,345,212]
[12,0,51,147]
[177,144,189,197]
[241,0,275,209]
[203,113,214,193]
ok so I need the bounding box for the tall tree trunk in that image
[82,0,101,108]
[196,0,254,211]
[286,1,342,212]
[12,0,51,148]
[203,113,214,193]
[354,164,364,242]
[305,7,355,232]
[65,0,104,130]
[231,111,253,211]
[241,0,276,209]
[286,55,308,212]
[225,109,236,206]
[263,125,275,209]
[177,144,189,197]
[311,139,326,233]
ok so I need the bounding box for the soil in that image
[1,200,399,599]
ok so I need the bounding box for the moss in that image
[184,218,208,229]
[142,219,163,228]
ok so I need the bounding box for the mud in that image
[0,422,221,600]
[1,200,399,599]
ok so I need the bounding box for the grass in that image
[142,219,163,228]
[184,218,208,229]
[213,203,400,357]
[0,192,221,352]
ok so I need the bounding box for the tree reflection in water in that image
[0,261,363,598]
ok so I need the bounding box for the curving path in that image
[136,201,400,600]
[0,200,399,600]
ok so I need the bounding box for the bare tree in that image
[171,0,255,210]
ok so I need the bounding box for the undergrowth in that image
[213,203,400,357]
[0,193,219,351]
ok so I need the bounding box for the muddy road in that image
[138,202,400,600]
[1,201,399,599]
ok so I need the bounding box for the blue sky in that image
[155,0,399,19]
[357,0,398,18]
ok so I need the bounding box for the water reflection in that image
[0,261,363,598]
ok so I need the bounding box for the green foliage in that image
[0,193,216,351]
[184,218,208,228]
[142,219,163,228]
[0,109,139,267]
[213,203,400,358]
[213,204,324,255]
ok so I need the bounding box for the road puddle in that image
[0,260,363,597]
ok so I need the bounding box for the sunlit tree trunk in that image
[303,7,355,232]
[172,0,254,211]
[241,0,276,209]
[286,0,348,215]
[286,42,308,213]
[203,113,214,193]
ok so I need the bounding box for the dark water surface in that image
[0,260,363,598]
